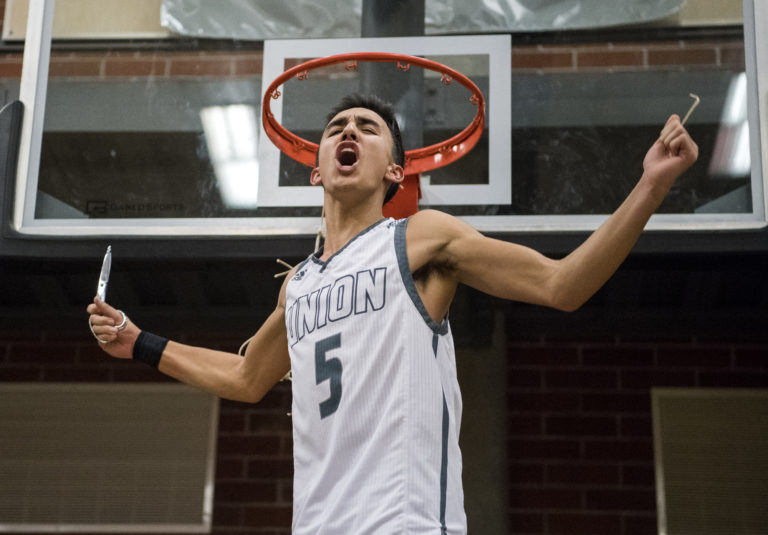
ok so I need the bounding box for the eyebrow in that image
[324,115,381,133]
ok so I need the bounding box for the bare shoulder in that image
[405,209,481,272]
[407,209,478,240]
[276,265,299,310]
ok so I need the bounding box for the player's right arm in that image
[86,273,293,404]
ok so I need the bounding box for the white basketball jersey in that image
[285,218,466,534]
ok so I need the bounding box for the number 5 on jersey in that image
[315,333,343,419]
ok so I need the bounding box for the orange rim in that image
[262,52,486,175]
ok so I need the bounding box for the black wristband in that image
[132,331,168,368]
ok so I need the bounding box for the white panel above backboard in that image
[3,0,170,40]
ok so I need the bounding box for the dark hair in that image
[325,94,404,205]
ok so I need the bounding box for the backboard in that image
[256,35,510,208]
[4,0,768,241]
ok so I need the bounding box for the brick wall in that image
[506,333,768,534]
[0,36,745,81]
[2,301,767,535]
[0,49,263,80]
[0,327,296,535]
[511,39,744,72]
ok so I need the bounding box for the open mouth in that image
[335,142,359,170]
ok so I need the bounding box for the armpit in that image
[412,259,456,283]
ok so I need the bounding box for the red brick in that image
[648,47,717,66]
[279,436,294,457]
[586,488,655,510]
[584,439,653,461]
[52,51,105,60]
[249,412,293,434]
[620,369,696,390]
[77,343,113,363]
[0,367,41,381]
[279,480,293,503]
[217,435,281,456]
[248,459,294,479]
[577,50,644,68]
[49,59,102,77]
[548,512,622,534]
[512,51,573,70]
[734,347,768,368]
[582,346,654,367]
[182,334,244,352]
[234,57,263,76]
[219,411,247,433]
[509,392,581,412]
[242,505,292,528]
[545,415,618,437]
[8,343,77,364]
[582,392,650,413]
[546,369,618,390]
[212,528,288,535]
[509,462,545,484]
[508,438,581,460]
[719,46,746,68]
[105,58,167,77]
[509,487,582,509]
[656,346,731,367]
[103,50,141,58]
[41,367,111,382]
[212,504,242,526]
[547,463,620,485]
[622,464,655,487]
[170,58,232,77]
[216,458,246,479]
[111,366,174,382]
[509,512,544,533]
[0,59,22,77]
[698,370,768,388]
[284,57,314,69]
[509,414,543,435]
[620,416,652,437]
[509,346,580,366]
[255,385,292,409]
[215,481,278,503]
[623,513,659,534]
[508,367,542,388]
[220,398,259,411]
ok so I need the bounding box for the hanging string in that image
[681,93,700,126]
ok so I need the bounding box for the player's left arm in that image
[408,114,698,311]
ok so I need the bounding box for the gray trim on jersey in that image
[290,256,312,279]
[434,335,450,535]
[394,218,450,335]
[310,218,388,272]
[440,392,449,535]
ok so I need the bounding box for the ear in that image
[310,167,322,186]
[384,163,405,185]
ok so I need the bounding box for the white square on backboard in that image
[257,34,511,207]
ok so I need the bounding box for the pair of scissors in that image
[91,245,128,341]
[96,245,111,302]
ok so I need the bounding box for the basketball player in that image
[87,94,698,534]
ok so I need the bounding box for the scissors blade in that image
[96,245,112,301]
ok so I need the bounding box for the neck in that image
[319,196,384,260]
